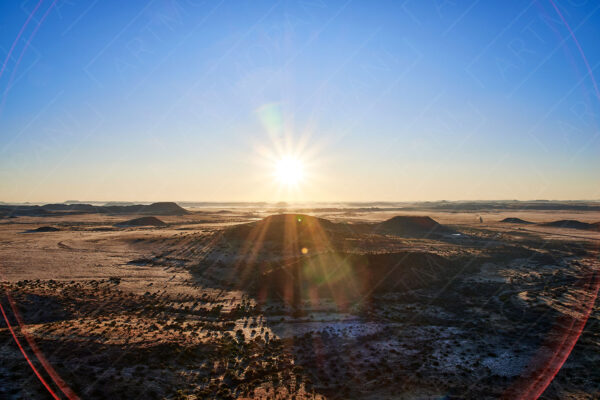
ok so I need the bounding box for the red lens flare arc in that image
[0,302,61,400]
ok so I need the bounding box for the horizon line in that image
[3,199,600,205]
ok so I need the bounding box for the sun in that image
[274,156,304,186]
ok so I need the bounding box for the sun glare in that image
[274,156,304,186]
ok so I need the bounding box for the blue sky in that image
[1,0,599,202]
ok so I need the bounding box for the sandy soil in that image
[0,208,599,399]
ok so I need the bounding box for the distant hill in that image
[102,201,137,206]
[1,202,188,218]
[114,216,167,227]
[25,226,60,233]
[541,220,600,231]
[42,203,103,213]
[405,200,600,212]
[132,202,187,215]
[0,205,52,218]
[34,202,188,216]
[500,217,533,224]
[374,216,453,237]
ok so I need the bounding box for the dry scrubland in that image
[0,203,599,399]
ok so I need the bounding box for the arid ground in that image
[1,202,599,399]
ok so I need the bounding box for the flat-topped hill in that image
[500,217,533,224]
[541,220,600,231]
[118,202,188,215]
[114,216,167,227]
[374,216,453,237]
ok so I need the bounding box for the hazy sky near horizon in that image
[1,0,599,202]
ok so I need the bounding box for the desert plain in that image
[0,201,599,399]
